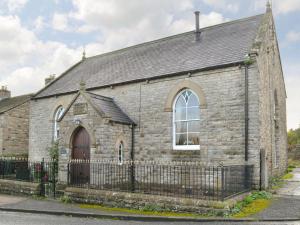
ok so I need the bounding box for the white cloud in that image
[0,1,228,96]
[286,31,300,43]
[69,0,227,55]
[285,63,300,129]
[202,0,239,13]
[0,15,82,96]
[4,0,28,12]
[33,16,45,31]
[200,12,229,27]
[0,15,35,66]
[52,13,69,31]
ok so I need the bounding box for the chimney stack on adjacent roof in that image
[194,11,201,41]
[0,86,11,101]
[45,74,56,86]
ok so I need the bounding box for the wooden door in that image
[71,127,90,185]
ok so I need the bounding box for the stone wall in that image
[57,93,132,183]
[252,11,288,184]
[30,66,251,164]
[0,179,40,196]
[29,94,76,161]
[0,101,30,156]
[288,145,300,160]
[64,187,249,214]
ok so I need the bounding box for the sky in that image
[0,0,299,129]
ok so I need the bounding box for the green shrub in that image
[228,191,272,217]
[60,195,72,204]
[140,204,164,212]
[48,141,59,161]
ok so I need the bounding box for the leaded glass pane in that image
[187,133,200,145]
[187,94,199,107]
[118,143,123,164]
[55,107,64,121]
[176,121,187,133]
[176,96,186,108]
[187,107,200,120]
[188,121,200,133]
[175,108,186,121]
[176,133,187,145]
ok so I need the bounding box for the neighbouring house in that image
[29,5,287,190]
[0,86,32,157]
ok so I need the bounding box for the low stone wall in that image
[0,179,40,196]
[64,187,249,214]
[289,146,300,160]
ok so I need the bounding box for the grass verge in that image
[228,191,272,218]
[79,204,214,218]
[79,192,272,219]
[282,173,293,180]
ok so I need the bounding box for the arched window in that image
[173,89,200,150]
[118,142,124,164]
[54,106,64,141]
[274,90,280,167]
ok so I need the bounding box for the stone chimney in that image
[0,86,11,101]
[194,11,201,41]
[45,74,56,86]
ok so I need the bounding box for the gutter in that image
[32,61,243,100]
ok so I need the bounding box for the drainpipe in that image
[130,124,135,161]
[244,64,249,162]
[130,124,135,192]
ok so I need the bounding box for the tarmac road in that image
[0,211,299,225]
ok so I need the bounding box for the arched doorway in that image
[71,127,90,184]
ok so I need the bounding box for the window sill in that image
[173,145,201,151]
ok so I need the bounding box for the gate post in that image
[67,162,70,185]
[221,166,225,201]
[40,158,45,196]
[130,161,135,193]
[52,160,57,198]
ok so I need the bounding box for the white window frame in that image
[118,142,124,165]
[172,89,201,151]
[54,106,64,141]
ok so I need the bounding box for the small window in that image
[173,89,200,150]
[118,142,124,164]
[54,106,64,141]
[274,90,280,168]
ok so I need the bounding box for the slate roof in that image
[87,92,134,125]
[34,14,264,99]
[0,94,32,114]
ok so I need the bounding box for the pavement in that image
[0,168,299,222]
[1,211,300,225]
[253,168,300,220]
[276,168,300,196]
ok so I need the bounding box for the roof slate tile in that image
[35,14,264,99]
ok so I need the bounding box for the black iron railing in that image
[68,160,254,201]
[0,158,58,197]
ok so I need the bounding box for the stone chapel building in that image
[29,7,287,188]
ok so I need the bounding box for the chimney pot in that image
[45,74,56,86]
[194,11,201,41]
